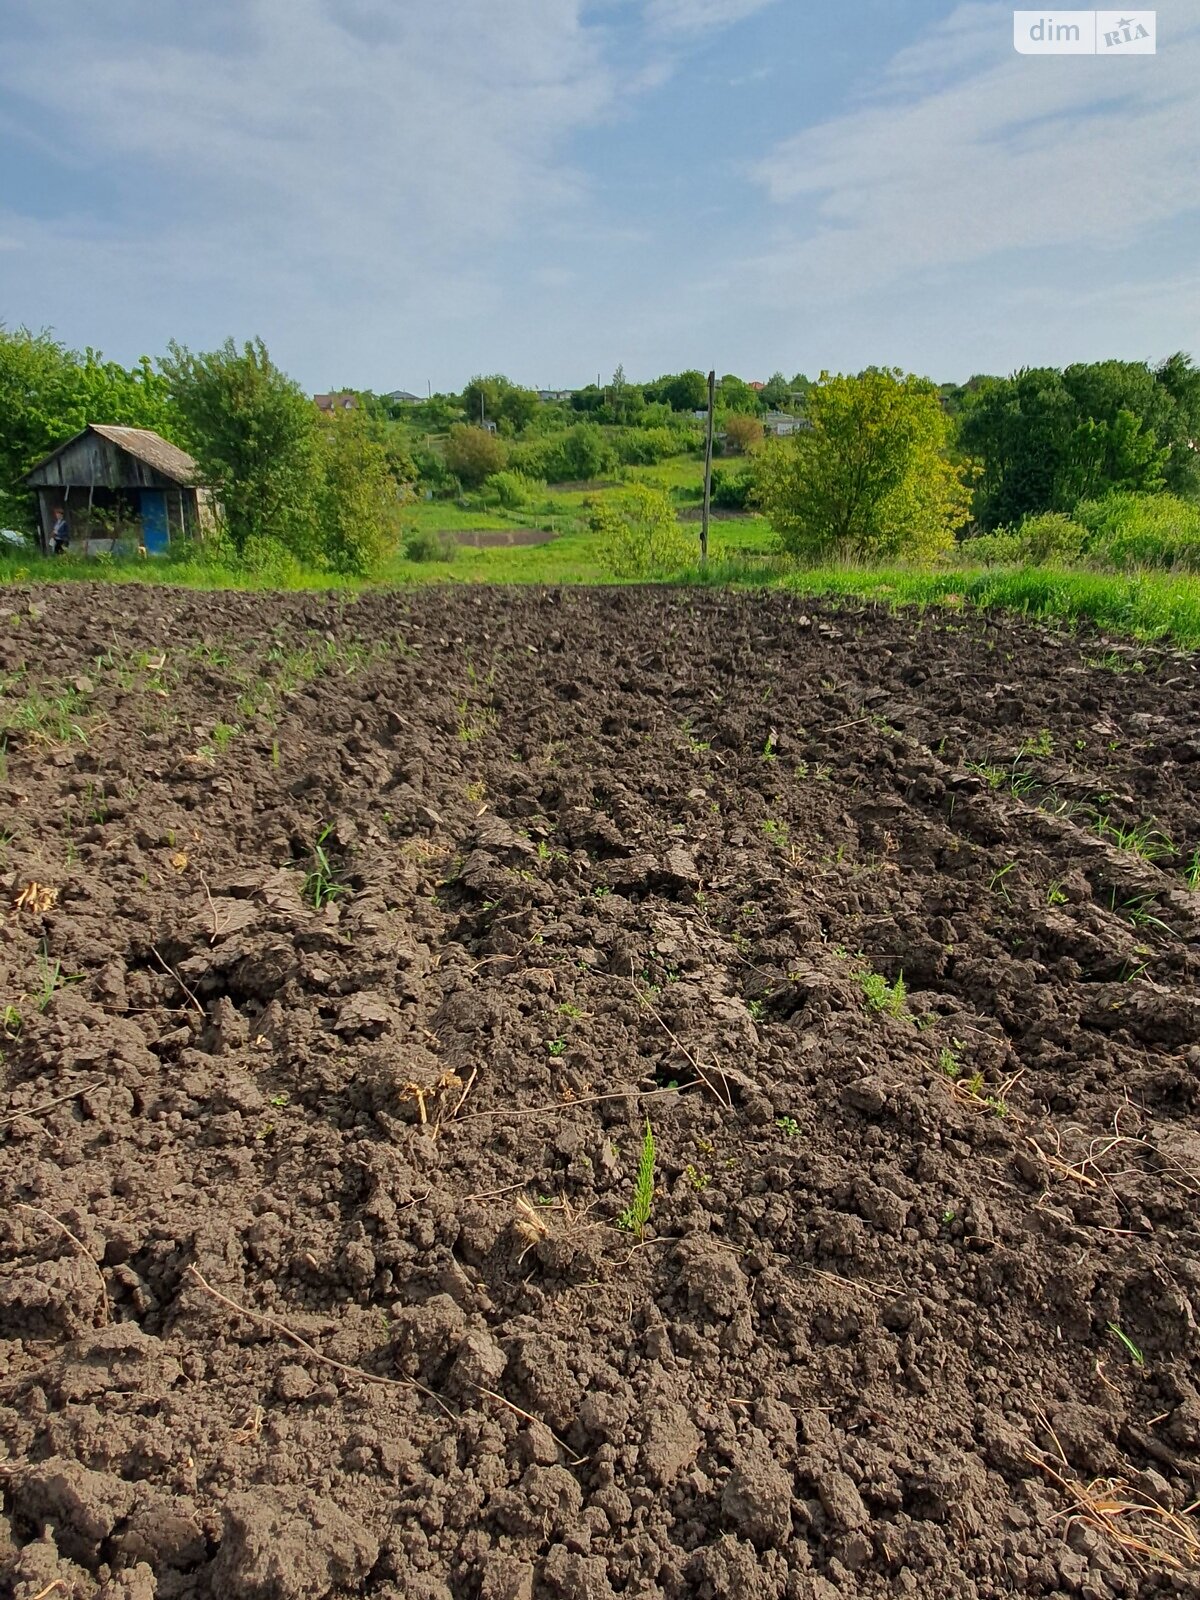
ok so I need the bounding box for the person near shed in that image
[50,506,70,556]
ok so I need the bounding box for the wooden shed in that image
[23,425,214,556]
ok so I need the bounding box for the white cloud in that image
[0,0,617,380]
[746,0,1200,303]
[644,0,780,36]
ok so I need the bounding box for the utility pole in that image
[701,369,715,567]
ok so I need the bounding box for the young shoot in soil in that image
[1107,1322,1145,1368]
[860,968,910,1021]
[617,1120,656,1240]
[303,824,349,909]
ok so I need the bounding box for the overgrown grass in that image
[4,541,1199,650]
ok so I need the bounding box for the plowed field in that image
[2,585,1199,1600]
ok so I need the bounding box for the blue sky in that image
[2,0,1198,392]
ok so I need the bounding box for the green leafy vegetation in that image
[302,824,349,909]
[1107,1322,1146,1368]
[860,968,910,1020]
[617,1120,656,1239]
[590,483,694,579]
[753,369,971,562]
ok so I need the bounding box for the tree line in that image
[2,325,1197,574]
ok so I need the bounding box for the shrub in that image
[723,414,764,453]
[591,484,696,579]
[611,427,681,466]
[710,467,753,510]
[315,409,398,575]
[1075,490,1200,571]
[445,424,507,487]
[958,531,1025,565]
[483,469,543,509]
[402,527,458,563]
[1012,511,1087,565]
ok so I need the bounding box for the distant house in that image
[384,390,422,404]
[314,392,358,413]
[23,425,214,556]
[762,410,806,437]
[748,381,766,393]
[537,390,575,403]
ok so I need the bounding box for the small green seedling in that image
[776,1115,800,1136]
[1186,851,1200,893]
[547,1037,566,1057]
[303,824,349,909]
[860,970,910,1021]
[617,1120,656,1239]
[989,862,1017,903]
[938,1046,963,1080]
[1107,1323,1145,1367]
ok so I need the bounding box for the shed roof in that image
[25,425,200,486]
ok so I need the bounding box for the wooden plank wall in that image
[26,435,180,490]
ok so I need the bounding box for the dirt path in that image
[1,585,1198,1599]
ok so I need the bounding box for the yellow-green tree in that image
[591,483,695,578]
[754,369,971,562]
[315,408,397,575]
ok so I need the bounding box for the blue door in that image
[141,490,169,554]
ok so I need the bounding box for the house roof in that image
[24,425,200,485]
[314,392,358,411]
[385,389,421,402]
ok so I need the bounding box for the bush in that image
[710,467,753,510]
[958,531,1025,565]
[483,469,543,509]
[723,414,764,454]
[611,427,681,466]
[590,484,696,579]
[1012,511,1087,565]
[1075,490,1200,571]
[445,425,508,487]
[402,527,458,563]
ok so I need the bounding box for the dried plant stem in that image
[187,1267,455,1420]
[16,1204,110,1326]
[149,945,204,1015]
[0,1082,104,1127]
[632,979,733,1109]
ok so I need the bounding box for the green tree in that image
[723,414,764,454]
[717,374,757,414]
[0,327,177,528]
[1154,352,1200,498]
[315,408,397,575]
[444,423,508,486]
[760,371,791,409]
[959,361,1179,528]
[591,484,695,577]
[460,374,538,435]
[498,384,539,434]
[661,370,709,412]
[754,368,971,561]
[555,421,611,482]
[161,337,322,559]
